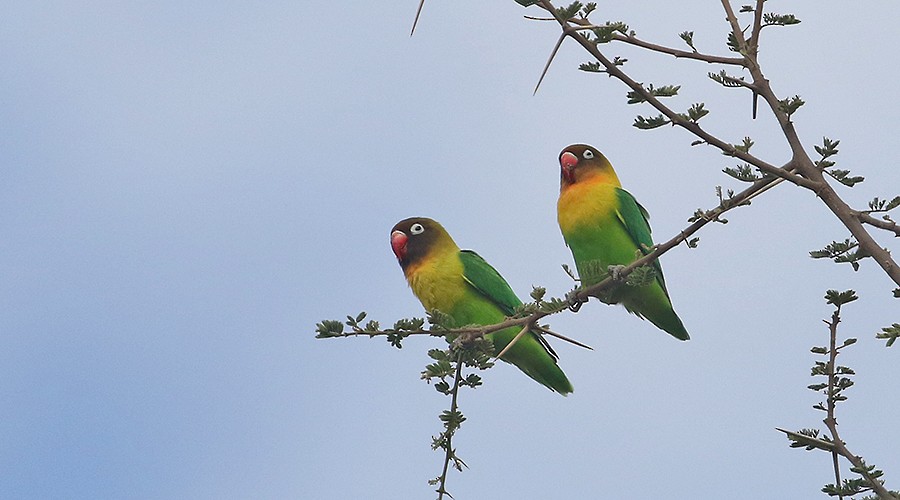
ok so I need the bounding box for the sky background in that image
[2,2,898,499]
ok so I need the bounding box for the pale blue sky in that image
[2,2,898,499]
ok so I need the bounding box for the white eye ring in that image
[583,149,595,160]
[410,223,425,235]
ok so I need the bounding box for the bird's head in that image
[390,217,455,270]
[559,144,621,188]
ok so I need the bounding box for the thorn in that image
[410,0,426,36]
[534,33,566,95]
[751,89,758,119]
[494,324,530,361]
[538,327,593,350]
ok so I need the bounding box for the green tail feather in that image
[622,282,690,341]
[488,328,574,395]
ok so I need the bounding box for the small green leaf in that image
[556,1,583,20]
[581,2,596,16]
[679,31,697,51]
[810,239,866,269]
[314,319,345,338]
[826,169,864,187]
[876,323,900,347]
[633,114,669,130]
[814,137,839,159]
[723,163,762,182]
[590,21,628,43]
[825,289,858,306]
[579,61,603,73]
[708,70,746,87]
[778,95,805,117]
[762,13,801,26]
[726,31,741,52]
[679,102,709,122]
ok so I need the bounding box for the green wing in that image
[458,250,523,316]
[614,187,668,291]
[459,249,561,360]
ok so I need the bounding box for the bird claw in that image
[565,289,586,313]
[608,264,627,282]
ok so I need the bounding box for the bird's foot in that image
[565,289,586,313]
[607,264,627,282]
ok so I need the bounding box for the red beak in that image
[391,230,408,261]
[560,151,578,183]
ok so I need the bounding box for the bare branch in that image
[612,32,745,65]
[854,211,900,236]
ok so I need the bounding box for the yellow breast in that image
[405,250,466,314]
[558,177,618,234]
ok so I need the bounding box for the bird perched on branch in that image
[556,144,690,341]
[391,217,573,394]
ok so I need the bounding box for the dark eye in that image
[410,223,425,235]
[583,149,595,160]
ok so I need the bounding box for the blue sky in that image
[2,2,898,499]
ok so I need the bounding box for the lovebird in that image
[391,217,573,394]
[556,144,690,341]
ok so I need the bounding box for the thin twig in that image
[825,308,844,500]
[436,351,465,500]
[822,307,896,499]
[854,211,900,237]
[612,32,745,65]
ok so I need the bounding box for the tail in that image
[643,303,690,341]
[623,282,690,341]
[489,327,574,395]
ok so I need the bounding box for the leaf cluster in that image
[876,324,900,348]
[810,239,866,271]
[315,312,427,348]
[823,461,894,499]
[866,196,900,215]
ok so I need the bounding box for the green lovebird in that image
[556,144,690,341]
[391,217,573,394]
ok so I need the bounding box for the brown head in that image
[558,144,621,189]
[390,217,457,271]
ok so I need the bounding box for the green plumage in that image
[457,251,573,394]
[391,217,573,394]
[557,144,689,341]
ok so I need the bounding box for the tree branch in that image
[435,351,465,500]
[532,0,900,287]
[822,305,896,500]
[320,172,784,348]
[854,211,900,236]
